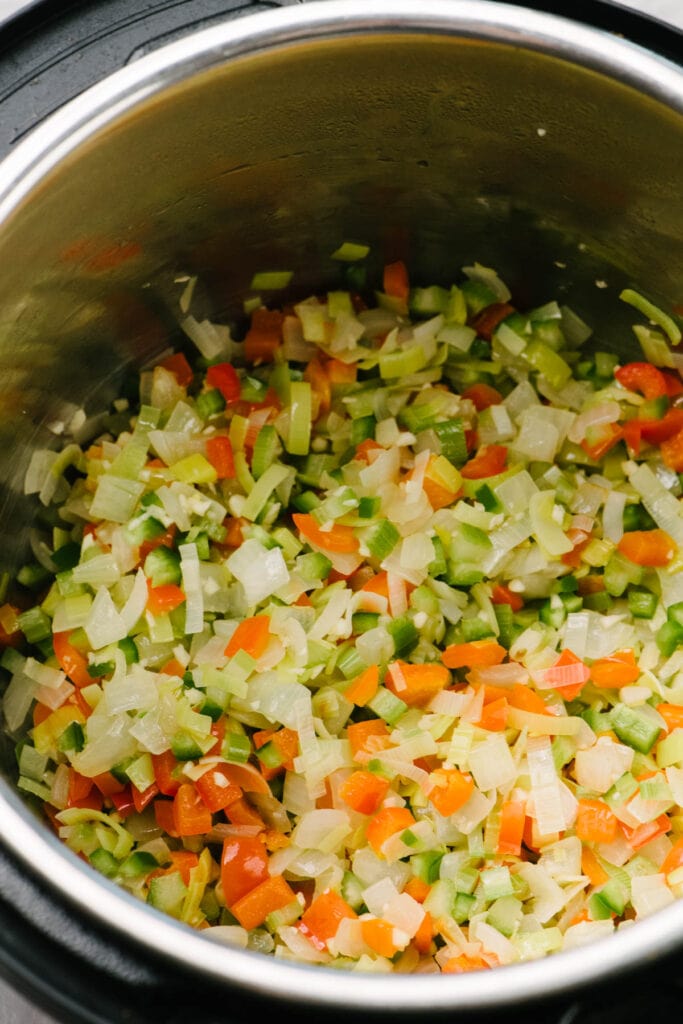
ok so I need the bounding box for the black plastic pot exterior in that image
[0,3,680,1023]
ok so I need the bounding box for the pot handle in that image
[0,0,302,161]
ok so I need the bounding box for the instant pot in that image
[0,1,681,1022]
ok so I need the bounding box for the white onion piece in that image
[85,586,128,649]
[631,874,675,918]
[574,737,634,793]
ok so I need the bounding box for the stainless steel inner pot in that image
[0,0,681,1017]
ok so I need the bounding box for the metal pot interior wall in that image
[0,29,681,575]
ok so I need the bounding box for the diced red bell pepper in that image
[132,782,160,814]
[195,765,243,813]
[206,362,241,403]
[110,786,136,819]
[221,834,269,906]
[461,445,508,479]
[205,435,235,479]
[580,422,623,461]
[152,750,182,796]
[615,362,668,400]
[172,783,213,835]
[158,352,194,387]
[660,426,683,472]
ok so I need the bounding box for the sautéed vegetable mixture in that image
[3,253,683,973]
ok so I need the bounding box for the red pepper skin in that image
[615,362,668,400]
[221,835,269,906]
[206,363,241,403]
[461,445,508,480]
[205,435,235,479]
[640,407,683,445]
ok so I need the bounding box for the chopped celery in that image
[10,254,683,975]
[330,241,370,262]
[250,270,293,290]
[144,547,181,587]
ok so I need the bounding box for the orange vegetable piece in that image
[481,683,510,705]
[428,768,474,816]
[361,917,403,958]
[167,851,199,885]
[92,771,126,797]
[153,799,178,837]
[365,806,416,855]
[497,800,526,857]
[0,603,22,648]
[621,813,671,850]
[32,703,53,728]
[543,648,590,700]
[152,750,182,796]
[221,834,269,906]
[195,765,243,813]
[346,719,390,758]
[292,513,359,554]
[590,650,640,688]
[581,847,609,887]
[149,850,200,887]
[476,696,509,732]
[470,302,516,342]
[325,358,357,385]
[382,260,409,302]
[339,770,390,815]
[657,702,683,733]
[460,444,508,480]
[67,769,100,810]
[661,836,683,876]
[442,953,491,973]
[243,308,284,364]
[410,453,461,511]
[617,528,676,567]
[160,657,186,678]
[172,783,213,836]
[132,781,159,815]
[224,614,271,659]
[508,684,550,716]
[461,381,504,410]
[303,358,332,418]
[299,889,358,950]
[52,631,93,689]
[138,523,177,564]
[218,517,244,550]
[385,660,450,707]
[205,435,235,479]
[660,427,683,472]
[146,581,185,616]
[403,877,431,904]
[360,571,390,599]
[224,797,266,830]
[412,909,435,954]
[615,361,668,400]
[441,640,506,670]
[581,423,624,462]
[354,438,383,463]
[344,664,380,706]
[158,352,193,387]
[491,583,523,612]
[230,874,297,931]
[575,799,618,845]
[255,727,299,781]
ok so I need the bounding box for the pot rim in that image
[0,0,682,1010]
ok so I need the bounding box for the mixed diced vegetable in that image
[2,253,683,973]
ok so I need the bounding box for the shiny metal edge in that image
[0,0,681,1010]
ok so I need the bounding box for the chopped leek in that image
[5,255,682,977]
